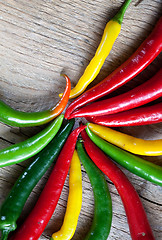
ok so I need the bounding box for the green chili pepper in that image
[81,128,155,240]
[86,125,162,186]
[0,74,71,127]
[0,115,64,167]
[0,119,75,240]
[77,141,112,240]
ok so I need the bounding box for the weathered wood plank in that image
[0,0,162,239]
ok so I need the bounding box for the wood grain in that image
[0,0,162,239]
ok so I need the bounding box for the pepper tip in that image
[59,93,63,98]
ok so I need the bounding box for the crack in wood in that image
[139,194,162,207]
[0,136,15,145]
[0,1,161,239]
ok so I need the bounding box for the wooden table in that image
[0,0,162,239]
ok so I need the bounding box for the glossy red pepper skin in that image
[10,125,86,240]
[69,69,162,118]
[65,17,162,119]
[81,129,155,240]
[86,102,162,127]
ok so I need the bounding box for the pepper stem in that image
[1,230,10,240]
[113,0,132,25]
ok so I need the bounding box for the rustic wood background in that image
[0,0,162,239]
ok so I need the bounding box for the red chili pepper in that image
[65,17,162,119]
[10,125,86,240]
[86,102,162,127]
[68,69,162,118]
[81,129,155,240]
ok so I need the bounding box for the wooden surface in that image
[0,0,162,239]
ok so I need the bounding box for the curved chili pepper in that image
[88,123,162,156]
[59,0,132,99]
[65,17,162,118]
[86,126,162,186]
[81,129,155,240]
[51,150,82,240]
[0,119,75,240]
[11,125,86,240]
[69,69,162,118]
[86,102,162,126]
[0,114,64,167]
[77,141,112,240]
[0,74,70,127]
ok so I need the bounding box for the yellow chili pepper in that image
[88,123,162,156]
[59,0,132,99]
[51,150,82,240]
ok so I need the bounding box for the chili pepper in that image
[88,123,162,156]
[11,125,86,240]
[59,0,132,99]
[0,119,74,240]
[65,17,162,118]
[0,114,64,167]
[86,102,162,127]
[51,150,82,240]
[77,141,112,240]
[0,74,70,127]
[69,69,162,118]
[86,126,162,186]
[81,129,155,240]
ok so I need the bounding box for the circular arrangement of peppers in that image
[0,1,162,240]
